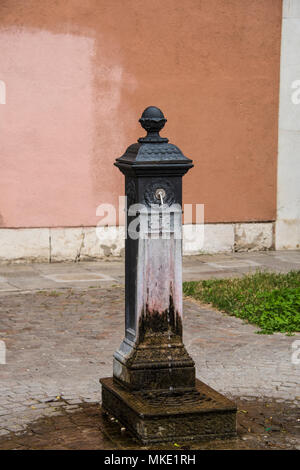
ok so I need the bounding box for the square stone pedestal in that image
[100,377,237,444]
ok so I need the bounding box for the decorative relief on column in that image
[144,179,175,207]
[126,178,136,208]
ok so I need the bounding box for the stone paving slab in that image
[0,285,299,435]
[0,250,299,294]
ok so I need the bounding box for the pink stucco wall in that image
[0,1,282,228]
[0,29,103,227]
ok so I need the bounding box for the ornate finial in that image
[138,106,168,143]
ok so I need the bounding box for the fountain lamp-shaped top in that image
[138,106,167,143]
[115,106,193,173]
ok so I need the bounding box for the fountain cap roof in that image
[115,106,193,176]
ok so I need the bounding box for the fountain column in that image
[100,107,237,444]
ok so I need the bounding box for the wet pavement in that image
[0,398,298,450]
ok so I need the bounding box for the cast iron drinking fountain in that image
[100,106,237,444]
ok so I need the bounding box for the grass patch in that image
[48,290,62,297]
[183,271,300,334]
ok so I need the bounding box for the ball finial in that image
[138,106,168,143]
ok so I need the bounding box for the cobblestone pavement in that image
[0,282,299,440]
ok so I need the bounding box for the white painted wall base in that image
[0,222,274,263]
[276,1,300,250]
[234,223,274,252]
[275,219,300,250]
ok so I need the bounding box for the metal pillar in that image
[100,107,236,444]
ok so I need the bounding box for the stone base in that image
[100,377,237,444]
[113,335,196,391]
